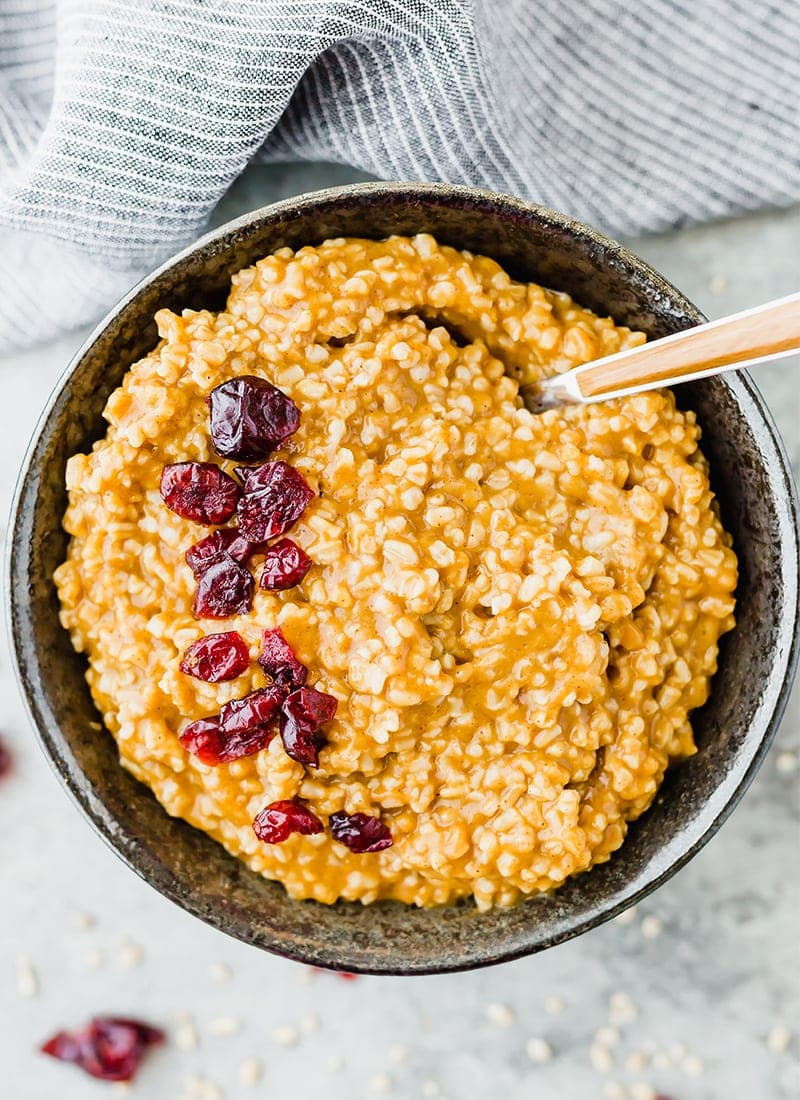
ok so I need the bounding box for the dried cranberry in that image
[193,557,254,619]
[260,538,313,590]
[185,528,260,576]
[211,724,276,762]
[234,466,257,485]
[0,735,11,779]
[179,713,276,764]
[228,534,263,563]
[179,716,227,764]
[252,799,324,844]
[160,462,240,525]
[237,461,314,542]
[186,528,239,575]
[180,631,250,682]
[40,1016,163,1082]
[208,375,300,461]
[329,811,393,853]
[220,682,288,735]
[259,627,308,687]
[279,686,337,767]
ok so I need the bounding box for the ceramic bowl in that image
[8,183,799,973]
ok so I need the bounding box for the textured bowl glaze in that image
[8,183,800,974]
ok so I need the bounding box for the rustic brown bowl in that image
[7,183,800,973]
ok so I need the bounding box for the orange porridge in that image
[54,235,737,909]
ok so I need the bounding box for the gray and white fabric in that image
[1,0,798,354]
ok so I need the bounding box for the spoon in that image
[521,291,800,413]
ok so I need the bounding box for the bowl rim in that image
[6,180,800,974]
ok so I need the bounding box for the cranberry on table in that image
[329,811,393,853]
[179,631,250,682]
[208,375,300,461]
[260,537,313,590]
[179,714,276,765]
[311,967,358,980]
[252,799,324,844]
[160,462,240,525]
[237,460,314,542]
[259,626,308,687]
[192,557,254,619]
[0,734,11,779]
[185,528,260,576]
[40,1016,164,1082]
[279,685,337,767]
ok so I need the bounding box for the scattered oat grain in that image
[15,955,38,998]
[271,1024,300,1046]
[324,1054,345,1073]
[595,1026,620,1048]
[238,1058,262,1086]
[174,1012,198,1051]
[603,1084,627,1100]
[626,1050,649,1072]
[207,961,233,984]
[117,938,144,969]
[181,1076,223,1100]
[544,995,566,1015]
[69,910,96,932]
[485,1002,515,1027]
[766,1025,792,1054]
[682,1053,704,1077]
[590,1043,615,1073]
[608,992,638,1026]
[526,1037,553,1064]
[84,948,106,970]
[640,915,663,940]
[776,751,798,776]
[368,1072,393,1094]
[388,1044,409,1065]
[299,1012,320,1035]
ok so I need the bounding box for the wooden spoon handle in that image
[575,291,800,400]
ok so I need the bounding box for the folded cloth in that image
[1,0,798,354]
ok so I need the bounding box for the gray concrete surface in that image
[0,163,797,1100]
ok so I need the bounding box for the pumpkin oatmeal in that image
[54,235,737,910]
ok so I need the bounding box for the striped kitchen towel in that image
[1,0,798,353]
